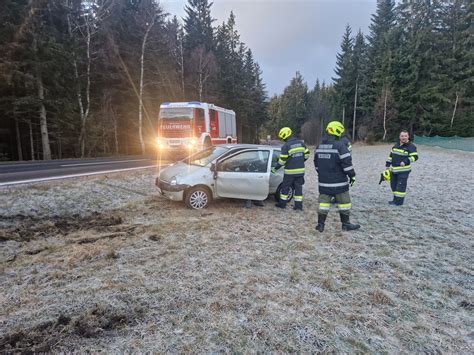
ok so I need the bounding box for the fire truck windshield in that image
[159,107,193,119]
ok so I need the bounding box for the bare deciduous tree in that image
[190,46,217,101]
[138,16,156,154]
[67,0,111,157]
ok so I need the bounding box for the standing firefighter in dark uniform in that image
[272,127,310,210]
[314,121,360,232]
[386,130,419,205]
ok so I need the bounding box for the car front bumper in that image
[155,177,188,201]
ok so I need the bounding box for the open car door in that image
[215,149,271,200]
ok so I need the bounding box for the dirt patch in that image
[0,303,144,352]
[0,213,123,242]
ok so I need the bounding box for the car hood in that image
[159,161,204,182]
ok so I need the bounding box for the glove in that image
[350,176,356,187]
[271,167,277,174]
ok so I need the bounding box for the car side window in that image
[271,150,280,167]
[217,150,270,173]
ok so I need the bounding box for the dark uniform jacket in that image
[275,136,310,176]
[340,136,352,152]
[386,141,418,174]
[314,134,355,195]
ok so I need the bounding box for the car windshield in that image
[184,146,229,167]
[159,107,193,120]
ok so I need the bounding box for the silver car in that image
[155,144,292,209]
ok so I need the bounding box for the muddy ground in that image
[0,144,473,352]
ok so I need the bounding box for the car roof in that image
[216,144,280,150]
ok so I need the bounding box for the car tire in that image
[185,186,211,209]
[275,184,294,202]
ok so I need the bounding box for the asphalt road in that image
[0,155,169,186]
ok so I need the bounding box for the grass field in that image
[1,144,472,352]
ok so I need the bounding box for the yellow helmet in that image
[278,127,292,140]
[382,169,391,181]
[326,121,345,137]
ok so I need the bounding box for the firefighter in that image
[385,130,418,205]
[272,127,310,210]
[314,121,360,232]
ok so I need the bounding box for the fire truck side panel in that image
[194,108,206,138]
[209,109,219,138]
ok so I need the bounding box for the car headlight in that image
[170,176,177,186]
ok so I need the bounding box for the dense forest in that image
[0,0,472,160]
[268,0,473,144]
[0,0,267,160]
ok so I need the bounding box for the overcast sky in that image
[160,0,376,96]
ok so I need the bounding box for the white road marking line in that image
[60,159,149,167]
[0,165,168,187]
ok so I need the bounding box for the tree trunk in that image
[352,79,358,142]
[179,34,185,100]
[28,120,35,161]
[450,91,459,129]
[139,18,156,155]
[33,37,52,160]
[383,88,388,141]
[113,118,119,155]
[57,130,62,159]
[342,106,345,125]
[80,23,92,158]
[67,14,91,158]
[198,65,203,102]
[14,113,23,161]
[110,106,119,155]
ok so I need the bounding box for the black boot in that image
[275,202,286,209]
[340,213,360,231]
[293,201,303,211]
[315,214,327,232]
[394,196,404,206]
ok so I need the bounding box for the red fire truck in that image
[156,102,237,153]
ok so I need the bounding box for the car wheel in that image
[275,184,294,202]
[185,186,211,209]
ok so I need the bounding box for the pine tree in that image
[350,29,367,139]
[361,0,396,121]
[332,24,354,124]
[439,0,473,135]
[279,71,309,135]
[392,0,441,136]
[183,0,216,100]
[183,0,215,52]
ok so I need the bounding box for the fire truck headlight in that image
[187,138,197,149]
[156,138,165,149]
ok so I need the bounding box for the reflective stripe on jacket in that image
[275,136,310,176]
[386,141,418,174]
